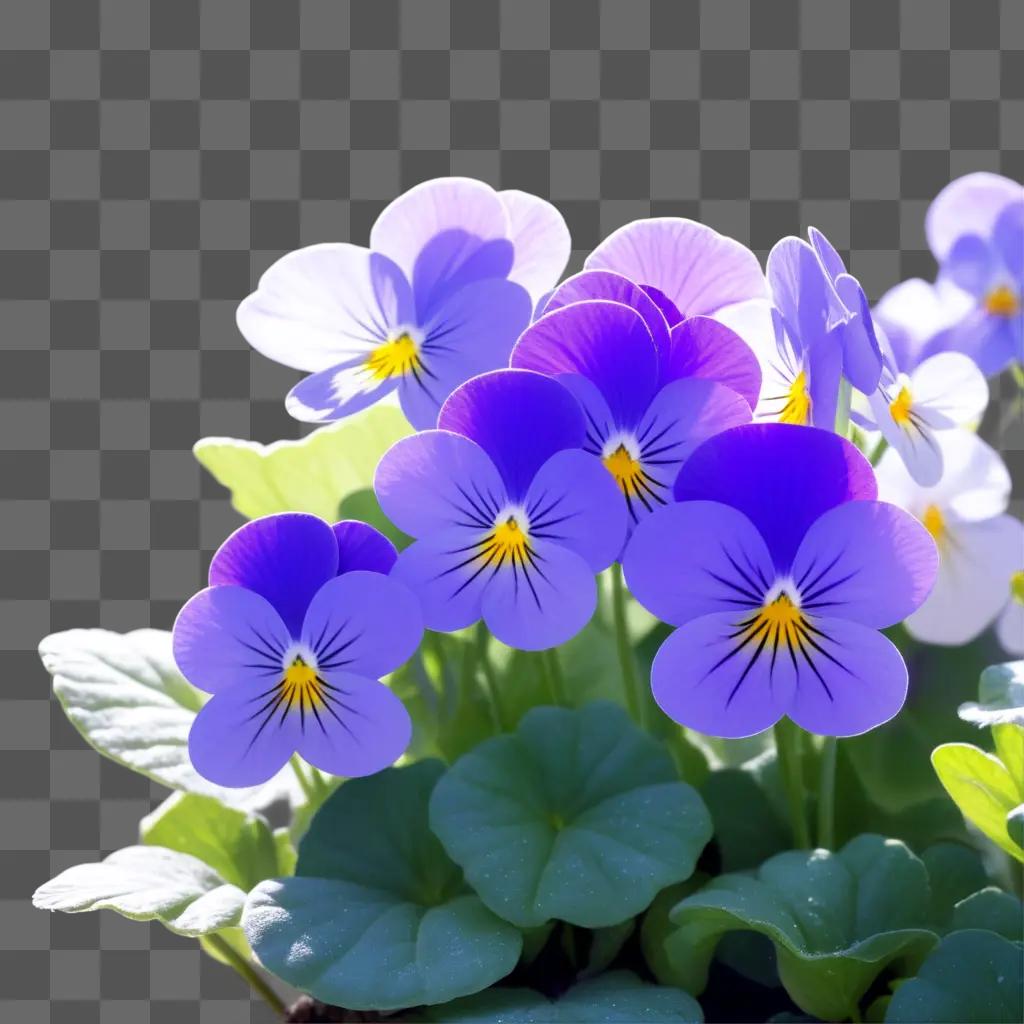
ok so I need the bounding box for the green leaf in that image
[993,724,1024,790]
[39,627,301,809]
[33,846,245,936]
[427,971,704,1023]
[581,919,636,979]
[949,887,1024,941]
[701,767,790,871]
[919,842,990,929]
[243,761,521,1011]
[959,660,1024,728]
[668,835,937,1021]
[884,930,1023,1023]
[140,792,280,891]
[429,702,712,929]
[932,742,1024,861]
[640,878,709,991]
[337,485,412,549]
[193,405,411,521]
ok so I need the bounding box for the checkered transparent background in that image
[1,1,1021,1020]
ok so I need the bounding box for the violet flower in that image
[173,514,422,786]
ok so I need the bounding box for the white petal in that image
[909,352,989,427]
[905,515,1022,646]
[872,278,974,372]
[926,172,1024,260]
[996,600,1024,656]
[869,383,944,487]
[237,244,407,372]
[369,177,509,280]
[498,189,571,302]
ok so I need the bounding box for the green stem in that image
[289,754,317,803]
[834,379,852,438]
[849,1002,864,1023]
[869,436,889,466]
[817,736,838,850]
[204,933,286,1016]
[774,718,811,849]
[471,623,504,733]
[542,648,568,707]
[611,563,646,728]
[1012,362,1024,390]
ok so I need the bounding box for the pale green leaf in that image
[959,661,1024,728]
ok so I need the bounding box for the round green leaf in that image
[919,842,990,929]
[243,761,521,1011]
[428,971,703,1023]
[949,887,1024,941]
[429,702,712,929]
[959,660,1024,728]
[885,930,1023,1023]
[668,835,938,1021]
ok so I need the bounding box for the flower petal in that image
[300,571,423,679]
[237,245,411,372]
[586,218,768,318]
[370,177,509,281]
[651,612,794,738]
[208,514,338,638]
[524,448,626,572]
[790,501,937,628]
[909,352,989,427]
[411,230,514,321]
[831,275,883,394]
[661,316,762,410]
[173,586,291,694]
[438,369,585,502]
[332,521,398,576]
[481,540,597,651]
[624,500,775,627]
[926,172,1024,261]
[905,515,1023,646]
[993,200,1024,280]
[766,236,848,345]
[806,334,843,430]
[511,300,659,429]
[942,234,994,298]
[673,423,877,572]
[783,618,908,737]
[295,671,412,778]
[285,357,399,424]
[375,429,506,538]
[188,678,300,787]
[867,384,945,487]
[499,189,572,302]
[996,599,1024,657]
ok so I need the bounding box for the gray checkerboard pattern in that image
[1,0,1021,1019]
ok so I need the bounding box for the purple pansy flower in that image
[720,230,883,430]
[875,173,1024,376]
[511,295,755,534]
[237,178,569,429]
[173,514,422,787]
[623,424,938,738]
[375,369,626,651]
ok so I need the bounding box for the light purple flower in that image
[237,178,568,429]
[375,369,627,651]
[511,293,754,534]
[173,514,421,786]
[623,424,938,738]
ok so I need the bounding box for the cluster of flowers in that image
[176,173,1023,789]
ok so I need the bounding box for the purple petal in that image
[790,501,937,629]
[540,269,672,356]
[767,237,848,346]
[993,200,1024,280]
[524,448,626,572]
[806,335,843,430]
[624,500,775,627]
[924,308,1020,376]
[673,424,877,572]
[301,571,423,679]
[481,540,597,651]
[926,172,1024,260]
[641,285,684,327]
[173,586,291,694]
[586,218,768,317]
[295,671,412,778]
[188,677,299,787]
[237,245,411,372]
[650,612,793,738]
[661,316,762,410]
[943,234,994,298]
[209,514,338,638]
[499,189,572,302]
[783,618,908,737]
[332,521,398,576]
[412,230,514,321]
[807,226,847,286]
[286,356,399,423]
[438,369,586,502]
[832,275,884,394]
[390,527,492,633]
[511,300,659,429]
[369,177,509,281]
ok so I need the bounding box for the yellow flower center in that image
[602,444,645,497]
[984,284,1020,318]
[748,592,805,649]
[921,503,946,544]
[280,655,327,713]
[779,371,812,425]
[1011,571,1024,606]
[364,332,421,380]
[488,516,530,563]
[889,386,914,426]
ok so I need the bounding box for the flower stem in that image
[472,623,504,733]
[611,562,646,728]
[543,648,568,707]
[289,754,317,804]
[817,736,838,850]
[834,379,852,438]
[774,718,811,849]
[869,436,889,466]
[203,933,286,1017]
